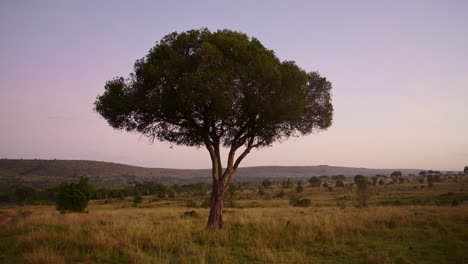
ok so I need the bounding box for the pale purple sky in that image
[1,0,467,170]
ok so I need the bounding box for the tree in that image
[390,171,402,178]
[262,179,272,189]
[296,180,304,193]
[418,171,427,177]
[55,177,90,213]
[335,180,345,187]
[308,176,322,186]
[464,166,468,175]
[354,175,370,207]
[94,29,333,230]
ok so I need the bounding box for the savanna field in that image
[1,181,467,264]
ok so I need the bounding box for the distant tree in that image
[282,179,294,189]
[419,171,427,177]
[464,166,468,175]
[262,179,272,189]
[335,180,345,187]
[308,176,322,186]
[371,177,377,186]
[354,175,370,207]
[296,180,304,193]
[94,29,333,231]
[390,171,402,178]
[55,177,90,213]
[378,179,385,185]
[331,175,345,180]
[427,175,434,187]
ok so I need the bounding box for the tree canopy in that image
[95,28,333,230]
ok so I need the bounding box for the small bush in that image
[181,210,199,218]
[289,196,311,207]
[451,199,461,207]
[133,195,143,204]
[296,181,304,193]
[55,177,90,213]
[335,180,345,187]
[275,190,285,198]
[262,179,272,189]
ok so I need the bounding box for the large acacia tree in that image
[95,29,333,230]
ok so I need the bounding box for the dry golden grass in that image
[1,203,467,263]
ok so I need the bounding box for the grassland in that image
[1,181,467,263]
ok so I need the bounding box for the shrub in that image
[262,179,272,189]
[451,199,461,207]
[335,180,345,187]
[282,179,294,189]
[133,195,143,204]
[289,196,311,207]
[308,176,322,186]
[55,177,90,213]
[354,175,370,207]
[296,180,304,193]
[275,190,285,198]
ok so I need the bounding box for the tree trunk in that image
[206,182,224,231]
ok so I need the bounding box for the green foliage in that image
[296,180,304,193]
[133,195,143,204]
[94,28,333,150]
[354,175,368,188]
[354,175,370,207]
[282,179,294,189]
[55,177,90,213]
[308,176,322,186]
[391,171,402,177]
[275,190,285,198]
[335,180,345,187]
[289,196,311,207]
[261,179,272,189]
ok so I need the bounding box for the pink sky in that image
[1,0,467,170]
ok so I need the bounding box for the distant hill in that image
[0,159,421,188]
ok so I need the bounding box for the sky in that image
[0,0,467,171]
